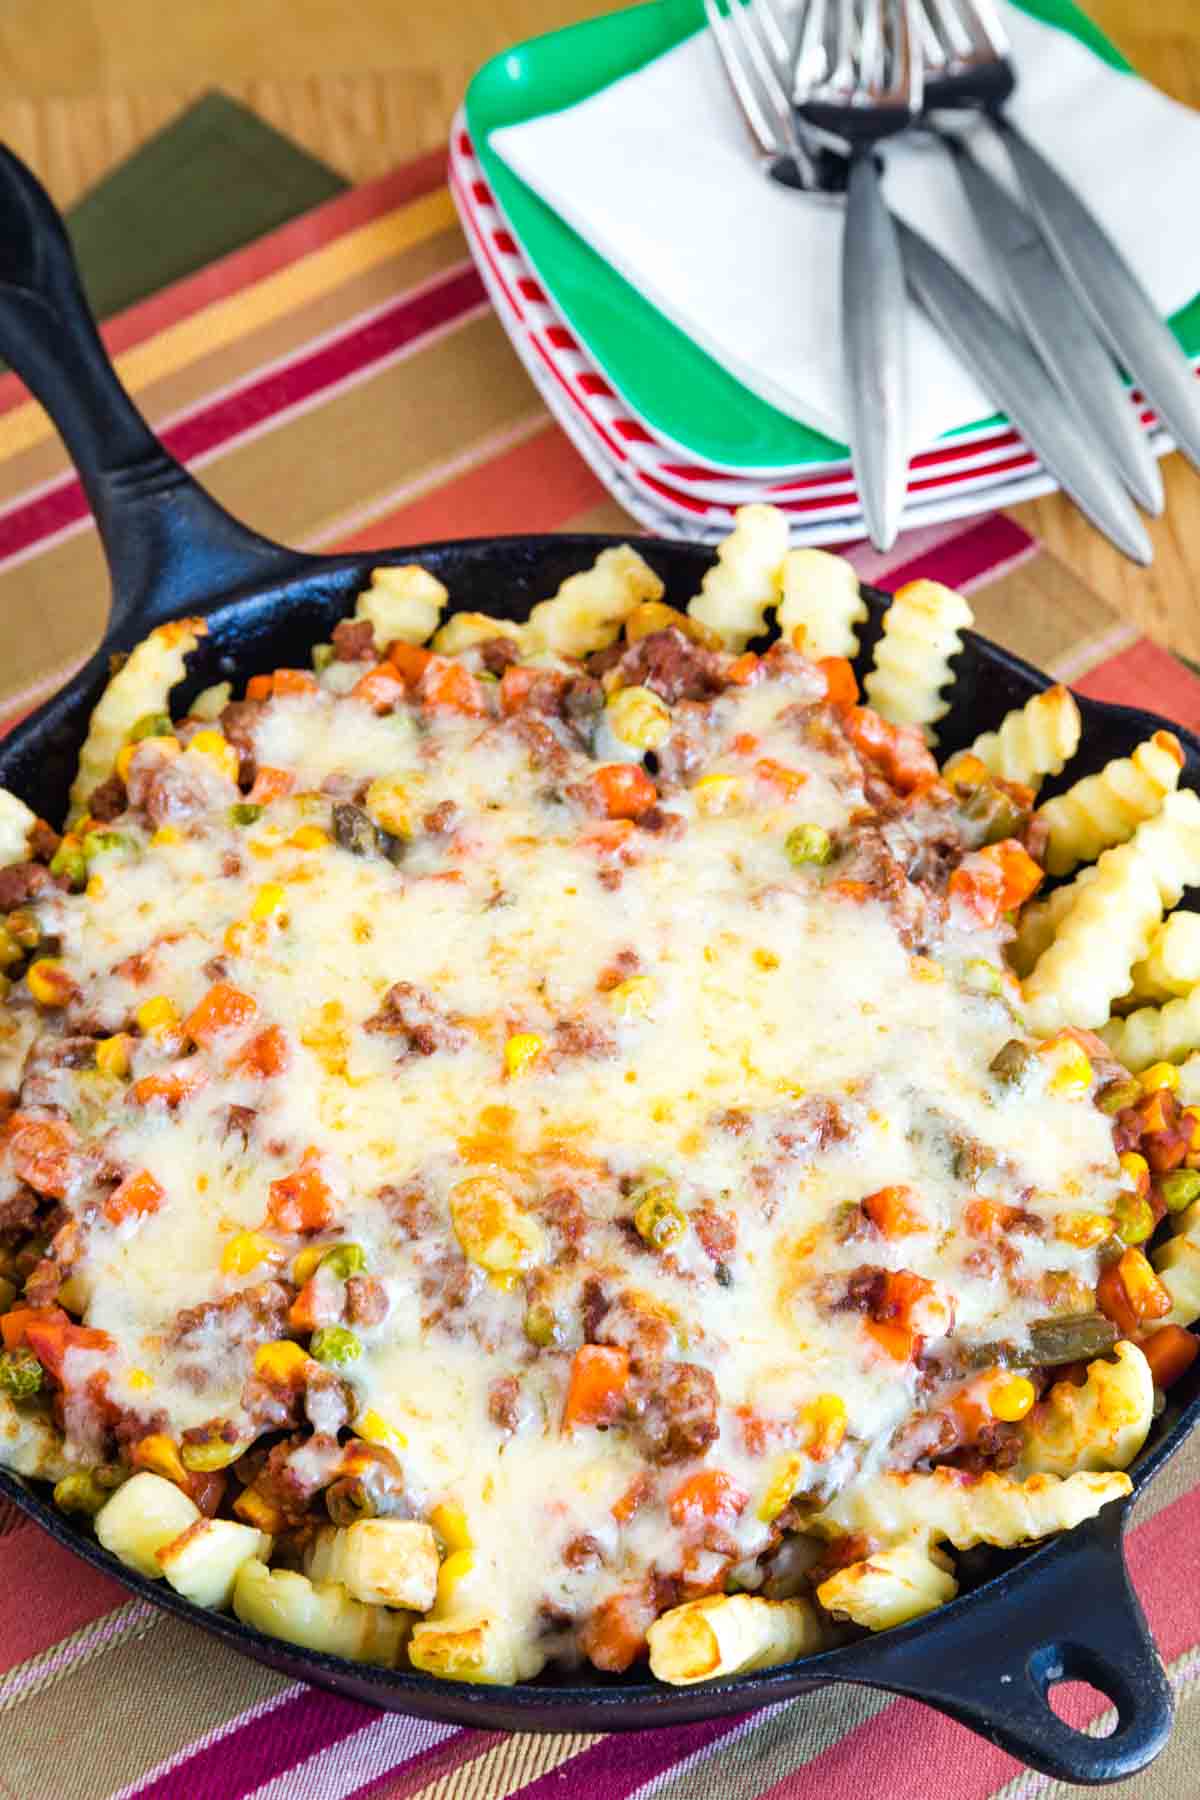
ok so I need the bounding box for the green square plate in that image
[465,0,1200,474]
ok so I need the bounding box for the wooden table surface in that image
[0,1,1198,653]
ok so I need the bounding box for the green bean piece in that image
[0,1347,43,1398]
[82,831,130,862]
[523,1302,565,1349]
[785,824,834,867]
[310,1325,363,1367]
[326,1475,375,1525]
[332,802,382,857]
[319,1243,367,1281]
[1027,1313,1119,1366]
[53,1471,109,1516]
[1160,1168,1200,1214]
[129,712,174,742]
[49,841,87,889]
[230,803,264,828]
[1113,1191,1155,1246]
[633,1182,688,1250]
[963,959,1003,996]
[989,1039,1034,1085]
[1098,1078,1142,1116]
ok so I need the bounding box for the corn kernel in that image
[134,1433,188,1485]
[188,730,240,786]
[429,1501,473,1553]
[222,1231,281,1277]
[233,1485,288,1534]
[289,825,330,850]
[801,1393,847,1459]
[86,875,105,900]
[135,995,180,1037]
[355,1407,408,1453]
[1040,1036,1093,1095]
[95,1034,132,1079]
[503,1033,544,1078]
[253,1340,311,1385]
[115,744,136,784]
[365,778,413,839]
[608,977,655,1019]
[606,684,671,752]
[989,1375,1036,1422]
[1055,1211,1114,1248]
[292,1244,327,1285]
[1118,1246,1170,1318]
[127,1368,154,1393]
[152,826,183,847]
[116,735,177,785]
[26,959,73,1008]
[1139,1061,1181,1095]
[250,883,285,922]
[436,1547,475,1608]
[757,1452,805,1522]
[449,1175,545,1276]
[693,774,742,817]
[1119,1151,1151,1198]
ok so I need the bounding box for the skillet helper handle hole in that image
[0,144,305,640]
[849,1507,1173,1784]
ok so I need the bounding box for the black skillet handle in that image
[0,144,310,647]
[847,1503,1172,1784]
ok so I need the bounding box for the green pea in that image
[319,1243,367,1281]
[633,1182,688,1250]
[53,1471,109,1516]
[523,1302,565,1349]
[4,911,41,950]
[230,803,264,828]
[1160,1168,1200,1215]
[785,824,834,867]
[129,712,174,742]
[49,842,87,889]
[1113,1191,1155,1246]
[312,644,335,672]
[0,1347,43,1398]
[310,1326,363,1367]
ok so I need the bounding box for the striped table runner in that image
[1,147,1199,1800]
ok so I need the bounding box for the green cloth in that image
[64,89,346,320]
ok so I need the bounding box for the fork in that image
[921,0,1200,476]
[703,0,1153,562]
[706,0,917,552]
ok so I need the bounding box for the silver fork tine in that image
[702,0,782,159]
[794,0,831,97]
[752,0,794,70]
[727,0,798,134]
[859,0,885,99]
[924,0,974,67]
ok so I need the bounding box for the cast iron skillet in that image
[0,144,1194,1786]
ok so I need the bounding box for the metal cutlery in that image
[921,0,1200,476]
[703,0,1153,562]
[942,134,1163,515]
[791,0,921,552]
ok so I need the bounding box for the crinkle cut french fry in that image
[863,579,973,745]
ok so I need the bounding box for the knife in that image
[894,218,1153,564]
[945,134,1162,517]
[993,113,1200,476]
[843,151,909,554]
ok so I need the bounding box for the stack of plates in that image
[453,0,1197,547]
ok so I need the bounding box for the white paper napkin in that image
[490,3,1200,452]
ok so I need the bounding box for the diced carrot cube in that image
[105,1168,166,1225]
[350,664,407,713]
[186,983,258,1048]
[590,764,658,820]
